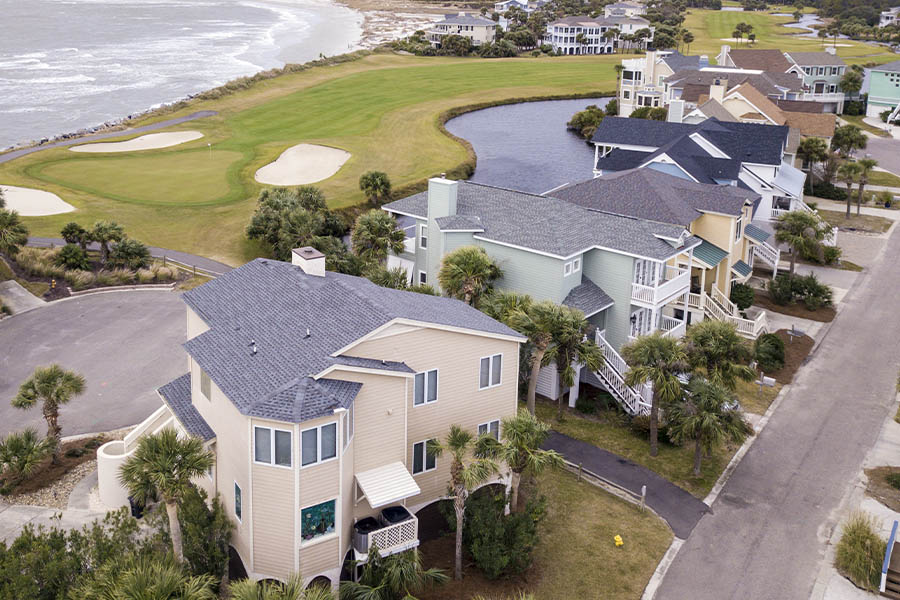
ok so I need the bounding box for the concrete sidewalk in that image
[0,280,44,314]
[544,431,709,539]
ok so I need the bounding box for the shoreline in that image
[0,0,444,156]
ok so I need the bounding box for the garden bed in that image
[0,436,106,501]
[0,254,54,299]
[865,467,900,513]
[765,329,814,385]
[753,290,836,322]
[418,468,672,599]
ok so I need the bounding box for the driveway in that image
[655,222,900,597]
[863,136,900,176]
[0,291,186,438]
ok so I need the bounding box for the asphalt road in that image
[864,136,900,176]
[0,291,186,438]
[655,224,900,598]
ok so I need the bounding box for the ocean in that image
[0,0,365,149]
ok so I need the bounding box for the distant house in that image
[663,67,805,108]
[494,0,528,12]
[865,60,900,120]
[428,12,497,47]
[603,1,646,18]
[618,50,704,116]
[879,6,900,27]
[543,15,654,55]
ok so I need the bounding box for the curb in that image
[641,539,685,600]
[66,282,177,297]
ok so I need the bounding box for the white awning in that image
[771,161,806,200]
[355,462,421,509]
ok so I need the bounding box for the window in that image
[573,257,581,272]
[254,426,292,467]
[478,420,500,440]
[200,370,211,400]
[734,216,742,242]
[234,482,242,522]
[343,404,354,451]
[301,499,336,543]
[564,262,573,276]
[414,369,438,406]
[623,90,630,99]
[301,423,337,467]
[829,84,837,93]
[412,440,437,474]
[563,258,580,276]
[418,270,427,285]
[479,354,502,389]
[419,224,428,248]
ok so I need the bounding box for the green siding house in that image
[866,60,900,119]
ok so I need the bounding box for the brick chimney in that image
[291,247,326,277]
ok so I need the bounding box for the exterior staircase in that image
[687,286,768,339]
[593,329,652,416]
[751,239,781,276]
[882,522,900,598]
[796,199,838,247]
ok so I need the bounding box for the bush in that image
[109,238,150,269]
[822,245,842,265]
[95,270,116,287]
[730,283,755,311]
[136,268,155,283]
[768,274,795,305]
[575,393,596,414]
[14,247,65,279]
[0,429,53,487]
[108,268,135,285]
[886,472,900,490]
[834,511,886,592]
[151,264,176,281]
[568,104,606,139]
[811,182,848,201]
[754,333,785,372]
[795,273,833,309]
[843,101,864,116]
[64,270,95,290]
[55,244,90,270]
[462,489,546,579]
[605,98,619,116]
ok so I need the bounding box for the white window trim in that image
[479,353,503,390]
[563,258,581,276]
[418,270,427,285]
[299,498,338,547]
[200,370,211,401]
[564,262,573,276]
[300,422,338,468]
[253,425,293,469]
[478,419,501,440]
[412,439,437,475]
[342,404,354,452]
[419,224,428,248]
[413,368,439,407]
[734,216,742,242]
[233,481,242,523]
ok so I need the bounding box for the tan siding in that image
[186,306,209,340]
[251,456,295,578]
[341,437,355,559]
[299,456,340,507]
[349,327,519,507]
[300,537,340,579]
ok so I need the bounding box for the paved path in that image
[28,237,233,276]
[0,111,217,165]
[0,291,186,438]
[863,136,900,176]
[0,280,44,314]
[544,431,709,539]
[654,222,900,598]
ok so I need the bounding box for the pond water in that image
[444,97,611,194]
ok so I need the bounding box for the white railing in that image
[632,266,690,306]
[792,201,838,247]
[593,330,651,416]
[659,315,686,339]
[691,291,768,338]
[804,92,845,102]
[402,237,415,254]
[771,207,790,220]
[368,517,419,558]
[711,285,740,317]
[751,240,780,271]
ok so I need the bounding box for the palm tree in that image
[12,365,86,462]
[0,428,53,486]
[91,220,125,265]
[358,171,392,205]
[428,425,499,580]
[119,429,214,563]
[365,264,410,290]
[481,290,533,324]
[476,409,562,511]
[544,306,604,420]
[76,554,216,600]
[0,208,29,256]
[682,31,694,53]
[855,158,878,216]
[684,320,755,391]
[437,246,501,307]
[666,377,752,476]
[797,137,828,193]
[351,210,405,264]
[339,548,447,600]
[508,300,566,415]
[837,161,861,218]
[233,573,335,600]
[774,210,831,274]
[61,221,91,251]
[622,333,689,457]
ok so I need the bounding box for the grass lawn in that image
[535,398,738,498]
[736,377,783,415]
[818,208,894,233]
[840,114,891,138]
[867,171,900,188]
[420,468,673,600]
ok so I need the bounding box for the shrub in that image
[768,274,794,305]
[14,247,64,279]
[843,101,864,116]
[462,489,546,579]
[109,268,135,285]
[55,244,90,270]
[109,238,150,269]
[151,265,176,281]
[605,98,619,116]
[822,245,842,265]
[730,283,755,311]
[568,104,606,139]
[136,268,155,283]
[65,270,95,290]
[834,511,886,592]
[575,393,596,414]
[886,472,900,490]
[754,333,785,372]
[875,190,894,207]
[0,428,53,487]
[95,270,116,287]
[811,182,847,201]
[795,273,833,310]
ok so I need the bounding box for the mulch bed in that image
[0,435,106,496]
[1,253,68,300]
[765,329,814,385]
[864,467,900,514]
[754,290,836,323]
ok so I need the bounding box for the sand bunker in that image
[70,131,204,153]
[1,184,75,216]
[255,143,351,186]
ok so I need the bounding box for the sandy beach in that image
[344,0,449,47]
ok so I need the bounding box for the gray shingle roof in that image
[785,51,846,66]
[439,13,496,25]
[659,51,701,73]
[562,277,614,317]
[874,60,900,73]
[436,215,484,231]
[182,259,521,423]
[594,149,652,172]
[383,181,698,260]
[665,69,804,97]
[159,374,215,441]
[250,377,362,423]
[549,168,755,227]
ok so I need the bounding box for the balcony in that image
[631,265,690,307]
[402,236,415,254]
[352,507,419,560]
[804,92,845,102]
[659,314,686,339]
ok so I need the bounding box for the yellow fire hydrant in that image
[614,535,624,547]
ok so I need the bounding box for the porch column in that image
[650,305,660,335]
[682,290,689,323]
[569,364,582,408]
[594,143,599,169]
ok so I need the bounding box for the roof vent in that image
[305,327,311,338]
[249,339,257,355]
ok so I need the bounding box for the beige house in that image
[428,12,497,47]
[97,248,523,588]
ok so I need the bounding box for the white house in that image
[428,12,497,47]
[543,15,654,55]
[879,6,900,27]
